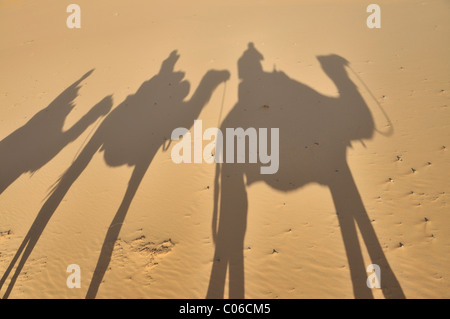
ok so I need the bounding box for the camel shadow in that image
[206,43,405,299]
[0,51,229,299]
[0,69,112,195]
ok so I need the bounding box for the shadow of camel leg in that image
[207,243,244,299]
[0,134,102,299]
[0,230,31,296]
[332,200,374,299]
[206,167,247,299]
[86,158,150,299]
[329,161,405,299]
[228,242,245,298]
[206,244,229,299]
[354,197,406,298]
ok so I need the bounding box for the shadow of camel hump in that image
[0,50,230,299]
[206,43,405,299]
[0,69,112,195]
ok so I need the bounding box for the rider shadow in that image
[0,69,112,196]
[0,50,230,299]
[207,43,405,299]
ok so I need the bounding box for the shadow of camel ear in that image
[80,68,95,81]
[159,50,180,74]
[70,69,95,89]
[317,54,349,67]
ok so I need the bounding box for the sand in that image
[0,0,449,298]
